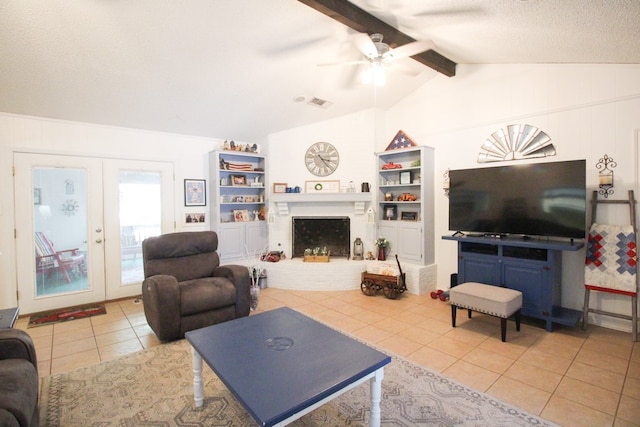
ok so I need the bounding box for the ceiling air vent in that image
[307,97,333,109]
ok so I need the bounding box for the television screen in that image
[448,160,586,239]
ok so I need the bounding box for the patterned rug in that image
[28,304,106,328]
[40,338,558,426]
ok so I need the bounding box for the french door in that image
[14,152,174,314]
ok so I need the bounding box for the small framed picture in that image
[233,209,250,222]
[401,211,418,221]
[273,183,287,193]
[185,213,206,223]
[231,175,247,186]
[184,179,206,206]
[399,171,412,185]
[384,204,397,221]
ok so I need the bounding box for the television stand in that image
[442,234,584,332]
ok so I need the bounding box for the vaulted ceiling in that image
[1,1,638,141]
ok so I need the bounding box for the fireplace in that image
[292,216,350,259]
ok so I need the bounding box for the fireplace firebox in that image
[292,216,350,259]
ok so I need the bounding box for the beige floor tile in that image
[555,376,620,416]
[582,337,633,360]
[50,348,100,374]
[406,346,457,373]
[541,395,614,427]
[396,325,440,346]
[504,360,563,393]
[376,334,423,357]
[575,348,629,376]
[627,360,640,379]
[519,347,573,375]
[94,328,139,347]
[91,318,133,336]
[487,376,551,415]
[623,376,640,400]
[477,334,531,359]
[616,395,640,426]
[443,359,500,392]
[53,317,92,333]
[462,347,515,374]
[427,335,475,359]
[98,338,144,361]
[52,336,97,359]
[348,324,394,344]
[566,361,625,393]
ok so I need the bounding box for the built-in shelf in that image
[270,192,372,215]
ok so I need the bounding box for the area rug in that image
[28,304,106,328]
[40,338,558,426]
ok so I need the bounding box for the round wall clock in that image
[305,142,339,176]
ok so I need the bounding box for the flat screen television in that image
[448,160,586,239]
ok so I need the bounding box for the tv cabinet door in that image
[458,254,500,285]
[502,260,549,318]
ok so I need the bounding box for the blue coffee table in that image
[185,307,391,426]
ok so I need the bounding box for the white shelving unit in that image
[376,146,434,264]
[209,150,268,261]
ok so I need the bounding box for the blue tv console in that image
[442,234,585,332]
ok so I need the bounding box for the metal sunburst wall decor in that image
[478,124,556,163]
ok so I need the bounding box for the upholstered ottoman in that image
[450,282,522,342]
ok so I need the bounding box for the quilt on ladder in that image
[585,223,637,293]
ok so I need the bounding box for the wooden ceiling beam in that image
[297,0,456,77]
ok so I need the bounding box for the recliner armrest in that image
[214,265,251,317]
[142,274,182,341]
[0,329,37,370]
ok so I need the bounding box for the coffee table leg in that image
[191,346,204,408]
[369,368,384,427]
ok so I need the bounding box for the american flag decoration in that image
[385,130,417,151]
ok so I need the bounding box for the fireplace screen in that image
[292,216,350,259]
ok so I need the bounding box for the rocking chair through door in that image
[34,231,86,283]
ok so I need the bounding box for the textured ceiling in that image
[0,0,638,141]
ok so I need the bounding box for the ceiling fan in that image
[321,32,435,85]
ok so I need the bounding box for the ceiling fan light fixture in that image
[361,61,386,86]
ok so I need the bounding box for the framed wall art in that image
[184,179,206,206]
[273,183,287,193]
[231,174,247,186]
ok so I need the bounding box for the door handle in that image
[96,228,102,233]
[95,239,103,244]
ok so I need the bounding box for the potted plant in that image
[375,237,390,261]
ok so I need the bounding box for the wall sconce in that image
[443,169,450,197]
[596,154,616,198]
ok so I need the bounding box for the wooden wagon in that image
[360,255,407,299]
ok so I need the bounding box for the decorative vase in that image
[250,283,260,311]
[377,247,386,261]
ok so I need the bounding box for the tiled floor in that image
[16,288,640,427]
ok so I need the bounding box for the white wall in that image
[385,64,640,331]
[266,109,381,257]
[0,113,228,308]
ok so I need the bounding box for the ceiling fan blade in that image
[389,60,421,77]
[317,59,367,67]
[384,40,434,61]
[353,32,378,58]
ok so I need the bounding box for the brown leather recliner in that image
[0,329,39,427]
[142,231,251,341]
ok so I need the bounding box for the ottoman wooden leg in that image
[500,317,507,342]
[451,304,457,327]
[515,309,521,332]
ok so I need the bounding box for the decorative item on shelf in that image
[596,154,616,198]
[233,210,250,222]
[401,212,418,221]
[399,171,412,185]
[384,192,393,201]
[375,237,389,261]
[231,174,247,186]
[443,169,450,197]
[382,161,402,170]
[303,246,330,262]
[353,237,364,260]
[398,193,417,201]
[384,204,397,220]
[273,183,287,193]
[367,206,376,223]
[385,130,417,151]
[305,180,340,193]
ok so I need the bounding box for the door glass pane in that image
[33,168,89,296]
[119,171,162,285]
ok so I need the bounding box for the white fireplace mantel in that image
[270,193,371,215]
